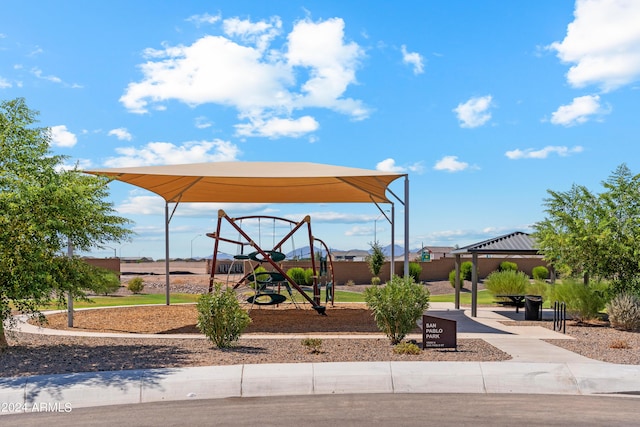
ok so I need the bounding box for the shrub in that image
[393,341,422,355]
[127,277,145,294]
[371,277,381,286]
[498,261,518,272]
[367,241,386,276]
[408,262,422,283]
[303,268,315,286]
[485,270,529,298]
[196,283,251,348]
[550,280,608,322]
[92,270,121,295]
[608,278,640,299]
[448,269,464,289]
[286,267,307,285]
[460,261,474,281]
[526,280,549,301]
[364,275,430,345]
[345,279,355,287]
[532,266,549,281]
[301,338,322,354]
[609,339,631,349]
[606,292,640,331]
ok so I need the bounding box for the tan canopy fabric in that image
[85,161,405,204]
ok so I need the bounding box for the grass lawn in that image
[47,293,200,309]
[429,289,495,305]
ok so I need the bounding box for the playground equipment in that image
[207,210,335,315]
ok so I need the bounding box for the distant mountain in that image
[202,244,421,260]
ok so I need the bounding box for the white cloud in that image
[50,125,77,147]
[401,45,424,75]
[194,116,212,129]
[377,158,404,172]
[58,158,93,171]
[550,94,609,126]
[505,145,584,159]
[235,115,319,138]
[117,191,266,216]
[0,77,11,88]
[376,158,423,174]
[433,156,469,172]
[108,127,133,141]
[548,0,640,91]
[223,16,281,53]
[453,95,493,128]
[31,67,62,83]
[120,16,368,138]
[186,13,221,26]
[104,139,241,167]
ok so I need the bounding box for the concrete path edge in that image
[2,361,640,414]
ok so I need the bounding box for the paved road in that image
[2,393,639,427]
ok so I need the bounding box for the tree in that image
[366,241,385,278]
[532,164,640,293]
[0,98,132,349]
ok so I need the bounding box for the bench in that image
[495,295,526,313]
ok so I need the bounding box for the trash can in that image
[524,295,543,320]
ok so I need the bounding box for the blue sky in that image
[2,0,640,259]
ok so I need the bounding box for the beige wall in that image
[84,257,121,274]
[207,256,548,285]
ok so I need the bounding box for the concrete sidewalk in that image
[2,303,640,414]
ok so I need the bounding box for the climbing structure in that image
[207,210,334,315]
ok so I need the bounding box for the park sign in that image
[422,314,457,349]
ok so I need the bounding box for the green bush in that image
[606,292,640,331]
[460,261,474,281]
[498,261,518,272]
[550,280,608,322]
[286,267,307,285]
[485,270,529,298]
[303,268,315,286]
[301,338,322,354]
[92,270,121,295]
[371,276,381,286]
[448,270,456,288]
[127,277,145,294]
[532,266,549,281]
[393,341,422,355]
[448,269,465,288]
[248,266,268,289]
[367,241,386,276]
[526,280,549,301]
[196,283,251,348]
[364,275,430,345]
[408,262,422,283]
[608,278,640,299]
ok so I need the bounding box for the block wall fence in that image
[207,256,548,285]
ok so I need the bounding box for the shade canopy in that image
[84,161,410,308]
[85,161,405,204]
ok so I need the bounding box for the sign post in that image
[422,314,457,349]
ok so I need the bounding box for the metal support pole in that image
[454,254,461,310]
[390,205,395,278]
[403,176,410,280]
[471,252,478,317]
[165,202,170,306]
[67,239,74,327]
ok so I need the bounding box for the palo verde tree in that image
[0,98,132,349]
[532,164,640,295]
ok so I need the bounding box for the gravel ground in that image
[2,278,639,378]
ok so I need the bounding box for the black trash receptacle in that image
[524,295,543,320]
